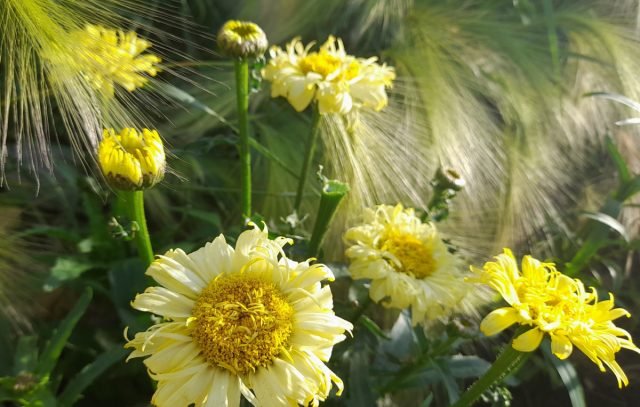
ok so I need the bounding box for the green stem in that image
[235,59,251,221]
[451,345,526,407]
[308,179,349,258]
[294,105,321,213]
[121,190,154,267]
[543,0,560,76]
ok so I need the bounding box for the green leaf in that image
[108,259,150,333]
[57,347,128,407]
[605,136,631,185]
[618,175,640,202]
[587,92,640,113]
[579,212,629,242]
[347,345,376,407]
[35,288,93,377]
[44,258,94,291]
[248,137,299,179]
[543,346,585,407]
[151,82,237,131]
[420,393,434,407]
[447,355,491,379]
[13,336,39,375]
[359,316,390,340]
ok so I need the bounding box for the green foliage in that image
[2,1,640,406]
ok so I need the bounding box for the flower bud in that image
[98,128,165,190]
[217,20,268,59]
[435,167,465,192]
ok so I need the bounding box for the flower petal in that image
[512,328,544,352]
[480,307,519,336]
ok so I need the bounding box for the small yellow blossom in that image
[98,128,165,190]
[68,24,161,96]
[217,20,268,59]
[472,249,640,388]
[344,204,487,326]
[262,36,395,114]
[126,224,352,406]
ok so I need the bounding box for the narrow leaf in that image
[605,136,631,184]
[58,347,128,407]
[544,347,586,407]
[36,288,93,376]
[579,212,629,242]
[587,92,640,113]
[13,336,38,375]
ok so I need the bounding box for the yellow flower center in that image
[226,21,262,40]
[300,52,360,80]
[380,229,436,279]
[191,273,295,375]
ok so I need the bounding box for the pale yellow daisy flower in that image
[66,24,161,96]
[126,225,352,406]
[98,128,165,190]
[261,36,395,114]
[472,249,640,388]
[344,204,485,326]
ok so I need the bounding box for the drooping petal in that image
[512,328,545,352]
[480,307,520,337]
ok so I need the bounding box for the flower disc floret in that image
[472,249,640,388]
[344,204,487,326]
[125,224,352,406]
[98,128,165,190]
[191,274,294,375]
[262,36,395,114]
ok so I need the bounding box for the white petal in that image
[188,234,234,282]
[132,287,194,319]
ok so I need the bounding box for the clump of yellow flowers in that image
[68,24,161,96]
[97,128,165,190]
[262,36,395,114]
[473,249,640,388]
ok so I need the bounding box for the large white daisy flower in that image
[126,224,352,406]
[261,36,395,115]
[344,204,486,326]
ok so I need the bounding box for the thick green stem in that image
[452,345,526,407]
[235,59,251,221]
[121,190,154,267]
[308,179,349,258]
[294,105,321,213]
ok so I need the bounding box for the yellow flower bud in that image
[217,20,268,59]
[98,128,165,190]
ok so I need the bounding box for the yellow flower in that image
[344,204,486,326]
[217,20,268,59]
[66,24,161,96]
[261,36,395,114]
[473,249,640,388]
[98,128,165,190]
[125,225,352,406]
